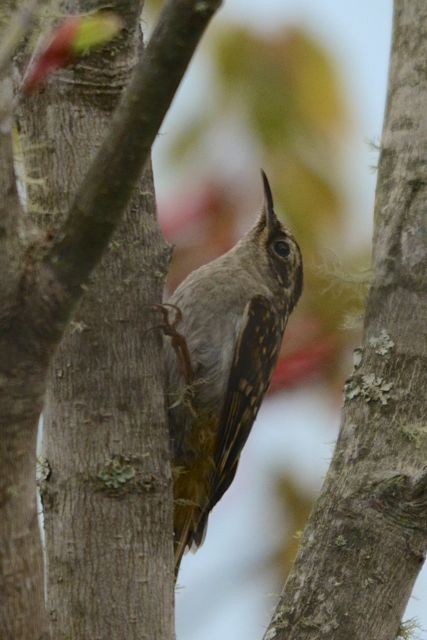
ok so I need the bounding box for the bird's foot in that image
[151,303,194,384]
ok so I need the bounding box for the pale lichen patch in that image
[36,456,51,482]
[353,347,363,369]
[264,627,278,640]
[369,329,395,356]
[97,456,135,489]
[345,379,362,401]
[70,320,89,334]
[37,457,53,509]
[265,605,294,638]
[345,374,394,405]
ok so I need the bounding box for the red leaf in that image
[22,13,122,94]
[22,18,79,93]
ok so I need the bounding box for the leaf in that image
[215,26,347,146]
[72,13,123,56]
[22,12,123,93]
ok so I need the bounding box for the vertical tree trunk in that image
[17,2,174,638]
[2,0,221,637]
[41,169,173,640]
[263,2,427,638]
[0,80,48,638]
[0,406,47,639]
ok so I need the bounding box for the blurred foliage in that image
[233,474,315,587]
[269,474,314,579]
[170,26,346,248]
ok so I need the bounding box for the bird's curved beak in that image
[260,170,279,232]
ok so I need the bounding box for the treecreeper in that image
[160,171,303,575]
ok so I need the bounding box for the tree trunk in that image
[0,78,48,638]
[17,3,175,638]
[263,2,427,639]
[0,401,47,639]
[1,0,221,637]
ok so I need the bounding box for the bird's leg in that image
[151,303,194,384]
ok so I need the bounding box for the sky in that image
[152,1,427,639]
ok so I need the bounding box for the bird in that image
[160,171,303,575]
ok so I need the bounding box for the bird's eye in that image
[273,240,290,258]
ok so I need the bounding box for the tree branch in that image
[38,0,222,328]
[263,1,427,639]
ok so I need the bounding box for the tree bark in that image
[263,2,427,639]
[0,75,49,638]
[0,0,222,638]
[17,2,175,638]
[0,377,47,639]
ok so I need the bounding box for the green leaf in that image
[72,12,123,56]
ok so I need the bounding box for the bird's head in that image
[248,171,303,311]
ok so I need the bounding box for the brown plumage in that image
[163,172,303,575]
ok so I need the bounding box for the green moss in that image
[97,456,135,490]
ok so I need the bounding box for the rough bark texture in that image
[0,0,222,638]
[0,389,48,639]
[0,79,49,638]
[41,175,173,640]
[264,2,427,639]
[17,2,175,638]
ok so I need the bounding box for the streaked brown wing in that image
[210,294,286,510]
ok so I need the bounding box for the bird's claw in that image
[151,303,194,384]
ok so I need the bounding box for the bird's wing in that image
[211,294,286,511]
[178,295,287,560]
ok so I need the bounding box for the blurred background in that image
[145,1,427,638]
